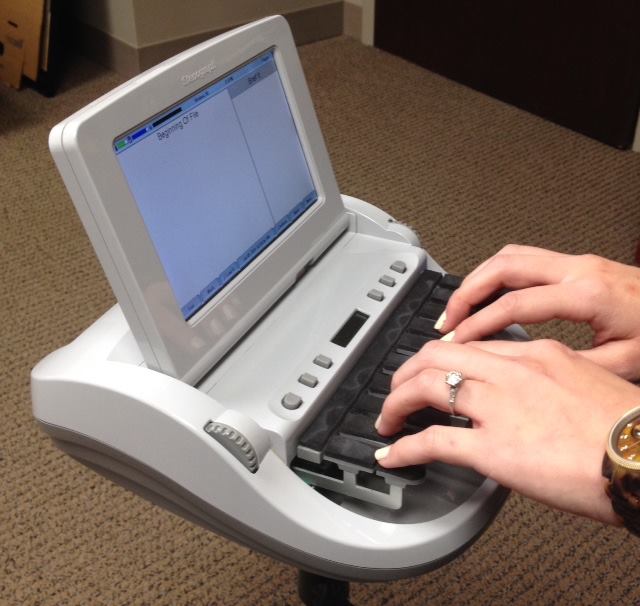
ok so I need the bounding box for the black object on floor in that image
[298,570,352,606]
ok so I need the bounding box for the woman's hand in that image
[437,244,640,380]
[375,338,640,524]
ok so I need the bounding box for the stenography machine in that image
[32,16,519,596]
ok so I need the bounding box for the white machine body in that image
[33,197,508,581]
[32,16,515,582]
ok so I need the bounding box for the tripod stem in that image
[297,570,353,606]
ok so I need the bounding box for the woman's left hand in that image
[375,338,640,525]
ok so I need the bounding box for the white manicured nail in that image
[440,330,455,342]
[374,414,381,431]
[374,446,391,461]
[434,311,446,331]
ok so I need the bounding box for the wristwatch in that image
[603,405,640,536]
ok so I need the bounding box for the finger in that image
[439,253,575,334]
[466,244,567,281]
[375,425,480,469]
[471,337,576,360]
[470,336,640,384]
[579,339,640,382]
[448,283,597,343]
[377,368,488,436]
[466,339,533,357]
[391,340,512,392]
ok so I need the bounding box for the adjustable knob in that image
[204,421,259,473]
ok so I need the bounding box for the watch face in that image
[613,413,640,462]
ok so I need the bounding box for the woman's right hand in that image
[375,338,640,525]
[436,244,640,381]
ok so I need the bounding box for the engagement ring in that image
[445,370,464,415]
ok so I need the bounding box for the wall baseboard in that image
[73,2,344,78]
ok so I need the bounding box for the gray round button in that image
[282,392,303,410]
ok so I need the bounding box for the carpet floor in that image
[2,35,640,605]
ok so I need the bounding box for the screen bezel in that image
[56,16,347,383]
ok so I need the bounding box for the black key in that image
[440,274,463,289]
[419,300,445,320]
[296,401,351,462]
[431,285,455,303]
[323,433,427,485]
[381,351,410,373]
[407,406,455,428]
[396,332,430,354]
[339,409,421,438]
[369,372,391,395]
[324,434,378,473]
[352,390,386,414]
[339,410,391,445]
[407,316,439,337]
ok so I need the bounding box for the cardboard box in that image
[0,18,24,88]
[0,0,45,88]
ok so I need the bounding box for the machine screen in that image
[114,50,318,319]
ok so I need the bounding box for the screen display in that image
[114,50,318,320]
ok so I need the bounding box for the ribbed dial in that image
[204,421,259,473]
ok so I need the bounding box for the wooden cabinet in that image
[375,0,640,149]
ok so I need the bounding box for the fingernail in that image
[374,446,390,461]
[374,414,381,431]
[434,311,446,331]
[441,330,455,342]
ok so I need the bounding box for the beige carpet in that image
[2,35,640,605]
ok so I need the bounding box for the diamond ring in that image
[444,370,464,415]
